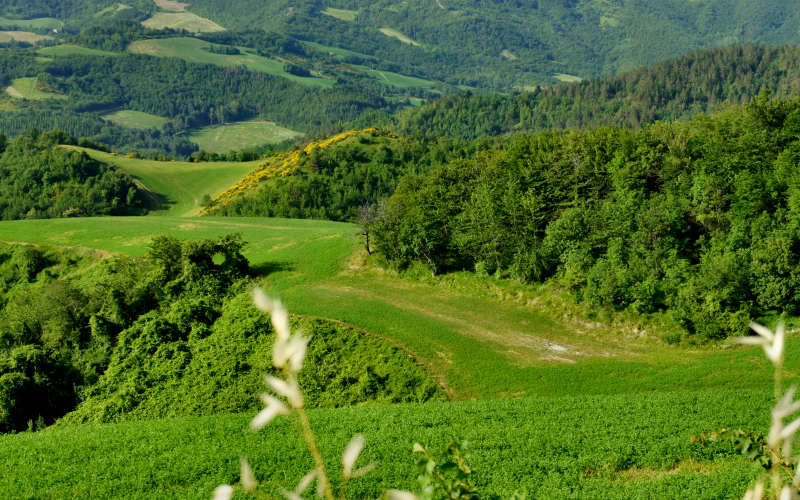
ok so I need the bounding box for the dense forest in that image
[0,237,441,432]
[370,45,800,140]
[368,92,800,341]
[0,130,147,219]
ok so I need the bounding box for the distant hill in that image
[375,45,800,140]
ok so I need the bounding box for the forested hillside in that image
[0,130,146,219]
[375,45,800,140]
[371,93,800,340]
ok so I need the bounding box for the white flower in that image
[385,490,418,500]
[738,321,785,365]
[240,457,257,492]
[781,485,795,500]
[769,386,800,455]
[212,484,234,500]
[274,333,309,372]
[252,288,290,341]
[342,434,365,477]
[265,375,304,408]
[742,482,764,500]
[249,394,290,430]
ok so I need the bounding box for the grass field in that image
[379,27,421,46]
[66,147,259,216]
[153,0,188,11]
[141,12,225,33]
[189,121,304,153]
[94,3,132,17]
[38,44,119,57]
[554,73,583,83]
[102,110,170,129]
[0,16,61,30]
[5,77,66,100]
[128,37,335,87]
[0,30,53,43]
[322,7,358,22]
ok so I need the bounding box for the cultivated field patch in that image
[102,110,170,130]
[0,16,61,31]
[189,121,304,153]
[5,77,66,100]
[141,12,225,32]
[0,31,53,43]
[37,44,118,57]
[127,37,334,87]
[321,7,358,22]
[153,0,188,11]
[554,72,583,82]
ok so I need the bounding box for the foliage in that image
[373,93,800,339]
[0,129,147,220]
[412,441,478,500]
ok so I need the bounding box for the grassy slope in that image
[6,77,66,100]
[38,44,119,57]
[127,37,335,87]
[141,12,225,33]
[189,121,304,153]
[0,16,62,30]
[102,110,170,129]
[67,147,258,216]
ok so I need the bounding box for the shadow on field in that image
[251,261,294,277]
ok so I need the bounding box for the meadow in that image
[64,147,260,216]
[0,145,793,498]
[127,37,335,87]
[0,16,61,30]
[5,77,66,100]
[102,110,170,130]
[0,31,52,44]
[141,12,225,33]
[189,121,304,153]
[38,44,119,57]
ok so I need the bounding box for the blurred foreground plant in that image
[696,321,800,500]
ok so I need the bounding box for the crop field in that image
[141,12,225,33]
[0,388,773,498]
[38,44,119,57]
[554,73,583,82]
[94,3,132,17]
[5,77,66,100]
[0,16,62,30]
[189,121,304,153]
[0,30,52,43]
[153,0,188,11]
[102,109,170,129]
[127,37,335,87]
[322,7,359,22]
[66,147,259,216]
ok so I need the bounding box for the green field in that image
[5,77,66,100]
[94,3,132,17]
[0,16,62,31]
[0,390,769,498]
[127,37,335,87]
[0,30,52,43]
[66,147,258,216]
[322,7,358,22]
[141,11,225,33]
[102,110,170,129]
[354,65,436,88]
[189,120,304,153]
[38,44,119,57]
[378,27,421,46]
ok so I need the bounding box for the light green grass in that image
[302,40,372,60]
[5,77,66,100]
[141,11,225,33]
[37,44,118,57]
[0,30,52,43]
[554,72,583,82]
[94,3,131,17]
[102,110,170,130]
[0,389,768,498]
[65,147,258,216]
[189,121,304,153]
[378,27,421,46]
[128,37,334,87]
[353,65,436,88]
[0,16,62,30]
[321,7,358,22]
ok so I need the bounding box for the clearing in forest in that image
[5,77,66,100]
[153,0,188,11]
[189,121,304,153]
[141,12,225,32]
[38,44,118,57]
[102,110,170,130]
[0,31,52,43]
[321,8,358,22]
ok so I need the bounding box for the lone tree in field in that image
[356,202,378,255]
